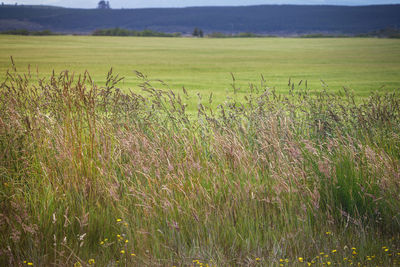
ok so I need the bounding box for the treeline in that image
[91,28,400,38]
[92,28,181,37]
[1,27,399,39]
[357,27,400,38]
[299,28,400,38]
[193,27,269,38]
[92,27,274,38]
[0,29,56,35]
[207,32,274,38]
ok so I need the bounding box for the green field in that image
[1,36,400,100]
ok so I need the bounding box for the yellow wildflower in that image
[331,249,337,253]
[255,258,260,261]
[88,259,95,265]
[298,257,304,262]
[120,250,125,254]
[116,218,122,222]
[27,263,33,266]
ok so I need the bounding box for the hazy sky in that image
[3,0,400,8]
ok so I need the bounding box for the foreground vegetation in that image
[1,62,400,266]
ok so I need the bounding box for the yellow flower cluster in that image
[191,259,215,267]
[276,244,400,266]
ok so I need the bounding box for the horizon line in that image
[2,3,400,9]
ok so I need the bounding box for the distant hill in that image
[0,4,400,35]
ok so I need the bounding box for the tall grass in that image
[1,63,400,266]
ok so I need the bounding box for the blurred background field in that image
[1,35,399,103]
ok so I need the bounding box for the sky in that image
[3,0,400,8]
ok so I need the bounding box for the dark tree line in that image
[98,1,110,9]
[92,28,181,37]
[192,27,203,37]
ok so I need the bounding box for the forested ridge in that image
[0,4,399,34]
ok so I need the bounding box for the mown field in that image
[1,36,400,100]
[1,36,400,267]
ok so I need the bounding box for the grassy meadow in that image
[1,35,400,101]
[1,35,400,266]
